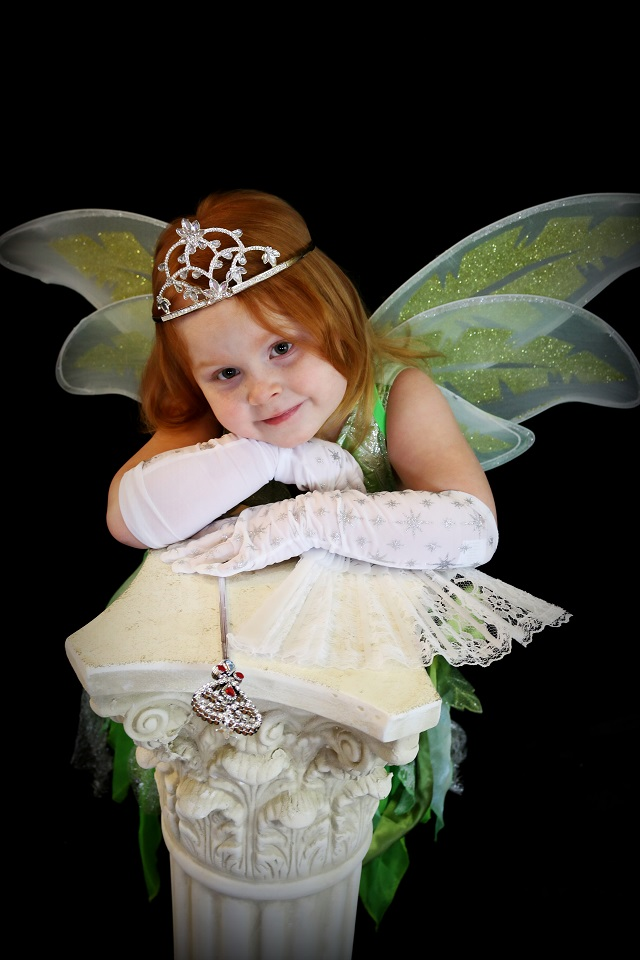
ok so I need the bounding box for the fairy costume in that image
[1,193,638,923]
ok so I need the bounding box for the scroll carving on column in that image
[123,699,396,881]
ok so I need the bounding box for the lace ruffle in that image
[228,549,570,670]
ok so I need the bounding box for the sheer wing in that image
[434,387,536,471]
[371,193,640,330]
[55,295,155,400]
[0,208,166,400]
[390,294,640,421]
[370,194,639,464]
[0,209,165,306]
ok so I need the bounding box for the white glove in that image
[162,488,499,575]
[275,438,366,493]
[119,435,366,548]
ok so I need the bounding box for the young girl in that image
[104,188,574,916]
[2,188,635,929]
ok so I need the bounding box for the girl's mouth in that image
[263,403,303,426]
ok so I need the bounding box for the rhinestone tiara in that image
[153,219,315,322]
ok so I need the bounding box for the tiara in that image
[153,219,315,322]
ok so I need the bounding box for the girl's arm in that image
[107,414,366,550]
[107,412,221,548]
[385,366,497,521]
[163,486,498,574]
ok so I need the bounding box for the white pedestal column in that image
[66,551,441,960]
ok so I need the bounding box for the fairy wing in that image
[371,193,640,328]
[0,209,164,306]
[390,293,640,417]
[371,194,639,465]
[0,209,166,399]
[54,295,156,400]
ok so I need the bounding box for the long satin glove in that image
[162,488,499,575]
[119,435,366,548]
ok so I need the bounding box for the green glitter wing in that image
[371,193,640,328]
[370,194,640,466]
[389,294,640,418]
[55,296,156,401]
[0,209,164,305]
[0,209,166,399]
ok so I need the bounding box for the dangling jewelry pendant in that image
[192,658,263,735]
[191,578,263,736]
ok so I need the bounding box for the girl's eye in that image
[216,367,240,382]
[271,341,293,357]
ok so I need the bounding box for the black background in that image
[5,137,637,956]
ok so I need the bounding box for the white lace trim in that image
[228,549,570,670]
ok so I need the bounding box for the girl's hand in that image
[274,437,366,493]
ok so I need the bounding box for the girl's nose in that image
[246,375,281,406]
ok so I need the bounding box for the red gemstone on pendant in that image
[235,672,244,680]
[224,686,236,696]
[217,663,228,672]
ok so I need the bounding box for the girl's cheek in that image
[211,399,243,431]
[201,390,224,419]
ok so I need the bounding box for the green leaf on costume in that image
[364,729,435,866]
[139,809,163,901]
[359,837,410,928]
[107,719,135,803]
[389,760,417,816]
[107,719,164,899]
[429,656,483,714]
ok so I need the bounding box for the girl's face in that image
[178,297,348,446]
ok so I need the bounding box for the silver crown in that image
[154,219,314,322]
